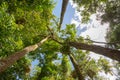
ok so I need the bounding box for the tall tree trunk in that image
[85,39,120,44]
[69,42,120,62]
[59,0,69,30]
[68,53,84,80]
[0,36,49,73]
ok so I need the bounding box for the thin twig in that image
[52,38,63,45]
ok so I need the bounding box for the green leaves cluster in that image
[0,0,117,80]
[73,0,108,23]
[0,0,54,79]
[69,48,111,79]
[73,0,120,49]
[59,24,76,40]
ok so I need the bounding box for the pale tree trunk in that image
[69,42,120,62]
[0,36,49,73]
[68,53,84,80]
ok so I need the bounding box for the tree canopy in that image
[0,0,120,80]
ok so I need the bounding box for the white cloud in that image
[69,0,77,8]
[80,24,108,42]
[71,7,109,42]
[71,18,80,27]
[70,1,117,80]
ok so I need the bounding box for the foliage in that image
[0,0,118,80]
[70,48,112,79]
[73,0,120,79]
[73,0,120,49]
[0,0,54,79]
[101,0,120,49]
[73,0,108,23]
[61,55,72,80]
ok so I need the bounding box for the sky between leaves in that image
[69,1,117,79]
[32,0,116,79]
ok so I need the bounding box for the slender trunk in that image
[68,53,84,80]
[59,0,69,30]
[69,42,120,62]
[85,39,120,44]
[0,36,49,73]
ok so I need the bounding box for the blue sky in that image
[53,0,75,29]
[31,0,75,71]
[32,0,107,68]
[31,1,116,79]
[53,1,115,79]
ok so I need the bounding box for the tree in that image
[59,0,69,30]
[0,0,54,79]
[69,41,120,61]
[73,0,120,48]
[0,0,120,80]
[0,36,49,73]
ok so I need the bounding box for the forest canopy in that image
[0,0,120,80]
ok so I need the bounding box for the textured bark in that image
[0,36,49,73]
[69,42,120,62]
[85,39,120,44]
[68,53,84,80]
[59,0,69,30]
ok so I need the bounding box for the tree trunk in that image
[59,0,69,30]
[68,53,84,80]
[69,42,120,62]
[85,39,120,44]
[0,36,49,73]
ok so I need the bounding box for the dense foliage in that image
[0,0,119,80]
[0,0,54,79]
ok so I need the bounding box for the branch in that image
[46,25,54,37]
[69,41,120,62]
[85,39,120,44]
[0,36,50,73]
[52,18,59,27]
[52,38,63,45]
[68,53,84,80]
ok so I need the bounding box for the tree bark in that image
[59,0,69,30]
[68,53,84,80]
[0,36,49,73]
[85,39,120,44]
[69,42,120,62]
